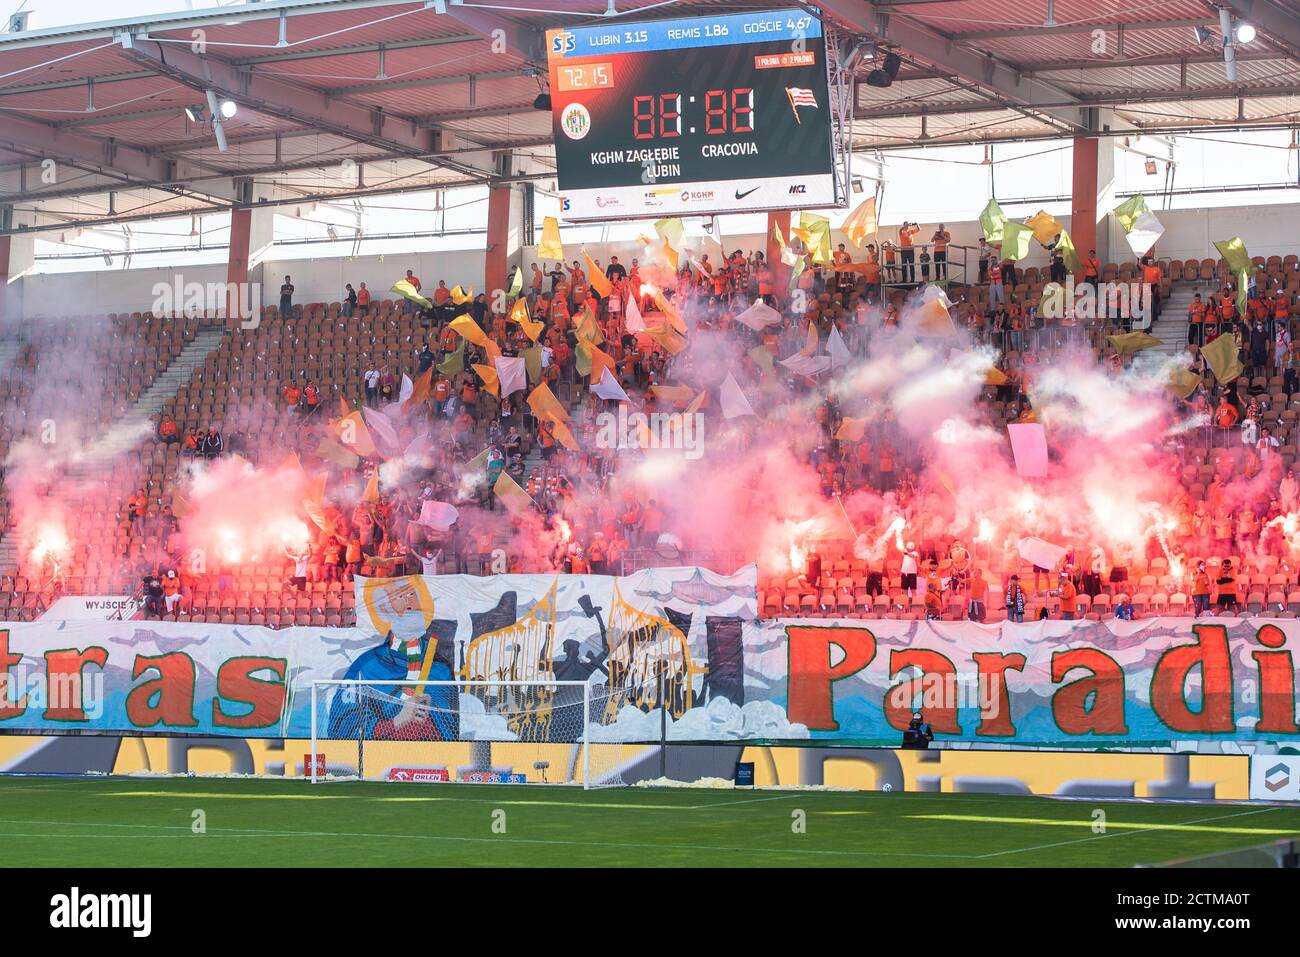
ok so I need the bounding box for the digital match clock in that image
[545,9,837,221]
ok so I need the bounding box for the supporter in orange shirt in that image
[931,225,951,280]
[355,283,371,316]
[898,222,920,284]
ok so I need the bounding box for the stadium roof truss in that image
[0,0,1298,234]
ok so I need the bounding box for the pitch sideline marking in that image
[972,806,1285,859]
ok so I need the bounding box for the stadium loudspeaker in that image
[533,93,552,111]
[866,52,902,88]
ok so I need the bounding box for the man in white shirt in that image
[364,368,380,406]
[419,546,442,576]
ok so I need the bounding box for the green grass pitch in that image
[0,776,1296,867]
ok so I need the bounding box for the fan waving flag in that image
[785,87,818,122]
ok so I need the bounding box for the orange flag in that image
[449,314,488,347]
[585,252,612,298]
[403,367,432,412]
[473,362,500,397]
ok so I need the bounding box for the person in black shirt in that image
[417,344,435,374]
[279,275,294,319]
[606,256,627,283]
[343,283,358,318]
[903,712,934,749]
[547,263,564,292]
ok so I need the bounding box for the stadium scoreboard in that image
[546,9,837,221]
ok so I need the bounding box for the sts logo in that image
[560,196,571,211]
[550,30,576,56]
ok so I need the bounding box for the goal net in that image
[308,680,633,788]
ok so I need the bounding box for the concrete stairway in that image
[1147,282,1212,360]
[0,325,228,576]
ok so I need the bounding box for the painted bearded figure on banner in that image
[327,580,458,742]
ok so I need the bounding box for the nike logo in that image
[734,187,759,200]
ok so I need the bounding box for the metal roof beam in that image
[115,32,496,181]
[951,18,1214,41]
[817,0,1087,131]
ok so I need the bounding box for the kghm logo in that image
[551,30,576,55]
[50,887,151,937]
[1264,762,1291,793]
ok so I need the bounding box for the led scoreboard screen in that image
[545,9,836,221]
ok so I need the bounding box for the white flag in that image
[494,356,527,397]
[1124,210,1165,256]
[735,300,782,331]
[720,372,756,419]
[779,353,833,376]
[827,325,851,368]
[417,501,460,531]
[625,295,646,333]
[398,374,414,405]
[592,367,630,402]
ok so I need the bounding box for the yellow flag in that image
[1024,210,1063,246]
[1200,333,1244,384]
[527,382,570,423]
[538,216,564,261]
[390,279,432,309]
[650,384,695,406]
[800,212,832,265]
[449,314,488,347]
[585,252,612,298]
[772,221,786,249]
[652,289,686,335]
[508,297,544,342]
[361,469,380,505]
[576,341,616,382]
[644,323,688,355]
[749,345,775,376]
[842,196,877,248]
[835,417,868,442]
[661,241,679,271]
[799,320,819,356]
[575,303,605,344]
[493,471,536,516]
[450,285,473,306]
[1107,331,1163,356]
[985,367,1009,386]
[654,217,684,249]
[338,411,376,457]
[472,362,500,397]
[1168,367,1202,400]
[317,434,360,469]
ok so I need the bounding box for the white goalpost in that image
[308,679,629,789]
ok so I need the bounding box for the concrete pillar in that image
[485,183,525,300]
[0,227,35,329]
[1070,115,1116,274]
[226,205,274,323]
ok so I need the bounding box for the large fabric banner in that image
[2,572,1299,753]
